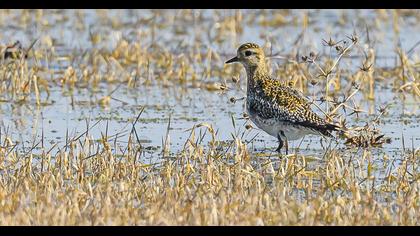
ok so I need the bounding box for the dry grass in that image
[0,123,418,225]
[0,9,419,225]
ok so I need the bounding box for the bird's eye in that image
[244,50,252,56]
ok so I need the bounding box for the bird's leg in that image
[279,131,289,155]
[276,133,284,153]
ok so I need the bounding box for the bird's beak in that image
[225,56,239,64]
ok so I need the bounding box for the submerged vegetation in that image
[0,9,419,225]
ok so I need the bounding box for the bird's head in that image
[225,43,265,68]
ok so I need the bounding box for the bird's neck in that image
[246,63,268,92]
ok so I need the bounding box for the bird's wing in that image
[254,80,337,135]
[284,85,311,106]
[249,83,312,122]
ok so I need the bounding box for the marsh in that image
[0,9,418,225]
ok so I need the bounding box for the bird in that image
[225,42,338,154]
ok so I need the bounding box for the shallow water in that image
[0,9,419,162]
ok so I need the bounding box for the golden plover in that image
[226,43,338,154]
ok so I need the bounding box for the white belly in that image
[249,112,318,141]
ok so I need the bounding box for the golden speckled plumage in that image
[226,42,338,153]
[248,75,335,136]
[237,42,260,52]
